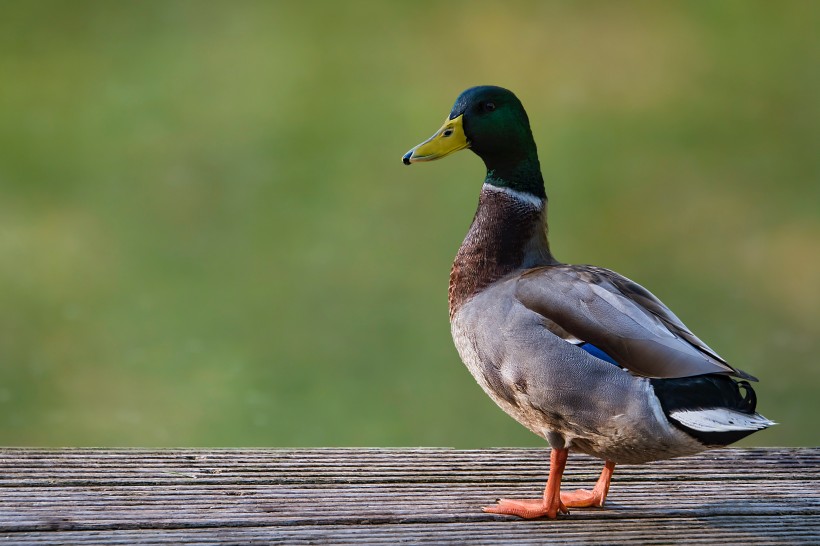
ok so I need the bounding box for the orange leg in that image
[483,447,570,519]
[561,460,616,508]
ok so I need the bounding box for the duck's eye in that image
[484,102,496,112]
[443,128,454,137]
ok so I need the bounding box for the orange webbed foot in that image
[561,488,604,508]
[483,448,571,519]
[483,497,569,519]
[562,460,616,508]
[483,457,616,519]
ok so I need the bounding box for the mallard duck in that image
[402,86,774,519]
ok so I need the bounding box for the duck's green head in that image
[403,86,544,197]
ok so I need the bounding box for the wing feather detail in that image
[515,265,757,381]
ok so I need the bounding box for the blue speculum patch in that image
[579,342,619,366]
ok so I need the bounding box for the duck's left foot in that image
[561,460,616,508]
[483,498,568,519]
[561,488,604,508]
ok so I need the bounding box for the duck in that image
[402,85,774,519]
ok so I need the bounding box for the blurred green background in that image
[0,1,817,448]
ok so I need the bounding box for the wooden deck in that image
[0,447,818,544]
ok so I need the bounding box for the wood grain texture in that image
[0,448,817,544]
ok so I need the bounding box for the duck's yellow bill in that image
[402,114,468,165]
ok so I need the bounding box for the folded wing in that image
[515,265,757,381]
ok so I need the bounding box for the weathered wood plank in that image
[4,517,819,546]
[1,448,816,485]
[0,448,817,544]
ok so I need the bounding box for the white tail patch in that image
[670,408,776,432]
